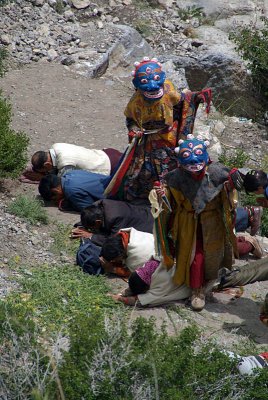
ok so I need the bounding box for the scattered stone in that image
[33,0,46,6]
[64,10,75,21]
[61,55,76,65]
[71,0,90,9]
[47,48,58,60]
[191,39,203,48]
[0,34,12,45]
[157,0,173,8]
[96,20,104,29]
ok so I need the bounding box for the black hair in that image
[81,204,104,230]
[243,170,268,193]
[128,271,149,295]
[31,151,48,171]
[38,174,61,201]
[100,235,125,261]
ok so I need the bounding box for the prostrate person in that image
[235,205,263,236]
[236,232,264,258]
[112,258,191,307]
[31,143,122,177]
[235,169,268,237]
[71,199,154,246]
[243,169,268,208]
[38,170,109,212]
[219,259,268,330]
[105,56,212,203]
[99,228,155,278]
[226,351,268,375]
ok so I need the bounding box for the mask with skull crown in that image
[175,134,210,173]
[131,57,166,101]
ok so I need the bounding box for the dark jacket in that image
[90,199,154,246]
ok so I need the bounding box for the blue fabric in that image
[235,207,249,232]
[61,170,109,212]
[76,238,103,276]
[265,186,268,199]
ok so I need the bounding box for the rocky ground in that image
[0,0,268,348]
[1,61,268,348]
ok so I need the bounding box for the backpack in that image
[76,238,104,276]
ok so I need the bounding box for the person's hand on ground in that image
[70,227,92,239]
[108,293,137,306]
[108,293,123,302]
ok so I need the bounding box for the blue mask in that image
[132,59,166,101]
[175,135,210,173]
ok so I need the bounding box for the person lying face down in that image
[99,228,155,277]
[38,170,109,212]
[243,169,268,208]
[71,199,154,246]
[235,205,263,236]
[234,170,268,236]
[31,143,122,177]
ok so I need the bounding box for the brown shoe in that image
[191,288,205,311]
[249,206,263,236]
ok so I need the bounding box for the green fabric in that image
[220,261,268,288]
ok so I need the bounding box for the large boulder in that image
[168,24,264,118]
[73,24,153,78]
[172,53,262,119]
[175,0,266,19]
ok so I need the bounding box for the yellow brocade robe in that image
[159,165,237,287]
[124,80,182,130]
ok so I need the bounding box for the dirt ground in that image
[1,61,268,348]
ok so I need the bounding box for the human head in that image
[175,134,210,174]
[100,235,127,263]
[38,174,63,202]
[243,170,268,194]
[31,151,53,172]
[81,204,104,232]
[131,57,166,101]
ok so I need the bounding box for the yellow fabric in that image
[124,80,182,129]
[166,187,236,287]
